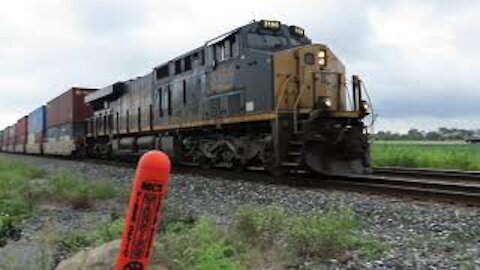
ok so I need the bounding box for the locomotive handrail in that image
[274,74,294,113]
[293,65,309,133]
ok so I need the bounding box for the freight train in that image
[0,20,372,175]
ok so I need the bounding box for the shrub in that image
[57,205,385,268]
[155,218,241,270]
[57,217,124,254]
[234,205,287,248]
[48,173,117,209]
[0,160,45,245]
[288,209,360,258]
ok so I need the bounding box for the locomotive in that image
[1,20,372,176]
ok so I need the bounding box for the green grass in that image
[56,205,385,269]
[156,218,242,270]
[0,159,119,245]
[0,160,46,245]
[372,143,480,170]
[154,206,385,269]
[56,216,124,254]
[47,173,118,208]
[23,172,119,209]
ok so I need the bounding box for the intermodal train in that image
[0,20,372,175]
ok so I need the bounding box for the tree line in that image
[374,128,480,141]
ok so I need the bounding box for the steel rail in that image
[373,167,480,179]
[3,152,480,205]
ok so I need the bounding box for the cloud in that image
[0,0,478,132]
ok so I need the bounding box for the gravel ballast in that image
[0,153,479,269]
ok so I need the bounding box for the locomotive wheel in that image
[266,165,285,177]
[233,159,246,172]
[198,156,212,170]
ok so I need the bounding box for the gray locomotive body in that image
[86,20,371,175]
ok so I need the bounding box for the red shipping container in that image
[47,88,97,128]
[16,116,28,144]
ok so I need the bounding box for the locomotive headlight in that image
[319,97,332,109]
[361,100,369,111]
[318,50,327,66]
[324,98,332,108]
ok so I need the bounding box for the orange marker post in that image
[115,151,171,270]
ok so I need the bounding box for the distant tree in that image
[375,127,478,141]
[407,129,424,140]
[425,131,441,141]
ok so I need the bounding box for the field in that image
[372,141,480,171]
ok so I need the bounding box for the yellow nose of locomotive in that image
[272,44,347,114]
[272,44,371,175]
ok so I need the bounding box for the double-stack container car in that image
[14,117,28,153]
[2,127,9,152]
[6,125,16,152]
[26,106,47,154]
[0,130,3,152]
[44,88,96,156]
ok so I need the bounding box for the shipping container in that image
[47,88,97,128]
[3,127,9,151]
[15,116,28,153]
[7,125,16,152]
[0,130,3,151]
[26,106,47,154]
[1,128,7,151]
[44,87,96,156]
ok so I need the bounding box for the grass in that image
[155,218,242,270]
[56,216,124,254]
[23,172,119,209]
[153,206,385,269]
[0,159,119,246]
[0,160,46,245]
[56,205,385,269]
[372,142,480,170]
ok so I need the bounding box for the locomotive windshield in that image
[247,33,288,51]
[246,30,311,51]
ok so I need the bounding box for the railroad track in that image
[3,152,480,205]
[171,165,480,205]
[324,167,480,205]
[373,167,480,181]
[49,158,480,205]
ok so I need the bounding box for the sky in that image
[0,0,479,133]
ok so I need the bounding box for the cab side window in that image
[212,33,240,63]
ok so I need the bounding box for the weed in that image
[0,160,45,245]
[234,205,287,248]
[47,173,117,209]
[155,218,241,270]
[56,217,124,254]
[288,209,361,258]
[153,206,385,269]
